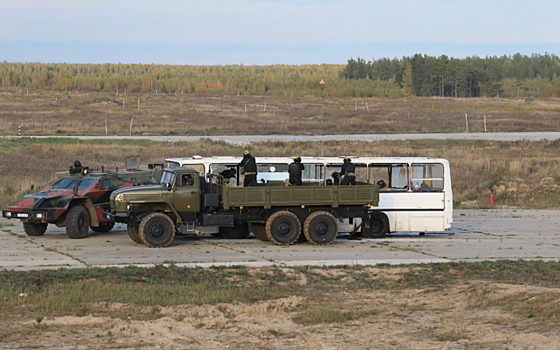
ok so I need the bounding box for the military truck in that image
[104,167,379,247]
[2,157,163,239]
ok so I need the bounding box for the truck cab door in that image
[172,174,201,222]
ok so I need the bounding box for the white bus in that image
[165,155,453,237]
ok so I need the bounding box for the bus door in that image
[369,163,410,231]
[409,163,445,231]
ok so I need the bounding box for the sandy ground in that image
[1,270,559,350]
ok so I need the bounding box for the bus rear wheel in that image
[266,211,301,245]
[304,211,338,245]
[362,212,389,238]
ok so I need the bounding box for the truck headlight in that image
[115,194,125,202]
[127,203,131,211]
[35,213,45,219]
[4,211,11,218]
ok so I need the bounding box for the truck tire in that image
[362,212,389,238]
[138,213,175,248]
[251,223,269,241]
[303,211,338,245]
[266,211,301,245]
[220,222,249,239]
[23,222,47,236]
[127,225,142,244]
[66,206,90,239]
[90,222,115,233]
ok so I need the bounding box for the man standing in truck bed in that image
[239,150,258,187]
[289,156,305,186]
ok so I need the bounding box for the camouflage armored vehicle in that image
[104,167,379,247]
[2,157,163,239]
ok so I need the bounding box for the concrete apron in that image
[1,209,559,271]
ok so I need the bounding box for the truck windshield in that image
[160,171,175,186]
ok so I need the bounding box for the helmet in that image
[243,150,250,156]
[74,160,82,167]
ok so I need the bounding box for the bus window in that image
[354,163,367,183]
[165,161,180,169]
[411,163,444,191]
[302,164,324,182]
[256,163,289,183]
[369,164,407,190]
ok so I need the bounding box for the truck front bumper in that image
[103,211,129,223]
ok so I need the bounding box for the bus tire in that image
[220,222,249,239]
[303,211,338,245]
[251,223,269,241]
[266,211,301,245]
[138,213,175,248]
[66,206,90,239]
[127,224,142,244]
[362,212,389,238]
[23,222,47,236]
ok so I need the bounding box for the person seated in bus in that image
[376,179,387,189]
[340,158,356,185]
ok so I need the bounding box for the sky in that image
[0,0,558,65]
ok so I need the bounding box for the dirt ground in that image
[1,268,559,350]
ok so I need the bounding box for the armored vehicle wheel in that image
[303,211,338,245]
[127,225,142,244]
[23,222,47,236]
[251,223,269,241]
[66,206,90,239]
[266,211,301,245]
[220,222,249,239]
[90,222,115,233]
[362,212,389,238]
[138,213,175,248]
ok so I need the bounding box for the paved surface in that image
[1,209,559,271]
[11,132,560,145]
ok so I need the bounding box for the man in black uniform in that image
[69,160,84,174]
[288,156,305,186]
[239,150,258,187]
[220,168,237,183]
[340,158,356,185]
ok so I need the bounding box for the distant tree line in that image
[340,53,560,98]
[1,53,559,98]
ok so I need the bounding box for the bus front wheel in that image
[362,213,389,239]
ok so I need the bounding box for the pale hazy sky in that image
[1,0,558,64]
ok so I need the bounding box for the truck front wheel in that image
[66,206,90,239]
[23,222,47,236]
[304,211,338,245]
[138,213,175,248]
[266,211,301,245]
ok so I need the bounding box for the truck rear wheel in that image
[362,212,389,238]
[138,213,175,248]
[304,211,338,245]
[66,206,90,239]
[23,222,47,236]
[266,211,301,245]
[90,222,115,233]
[251,223,269,241]
[219,222,249,239]
[127,225,142,244]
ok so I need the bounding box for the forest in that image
[1,53,559,98]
